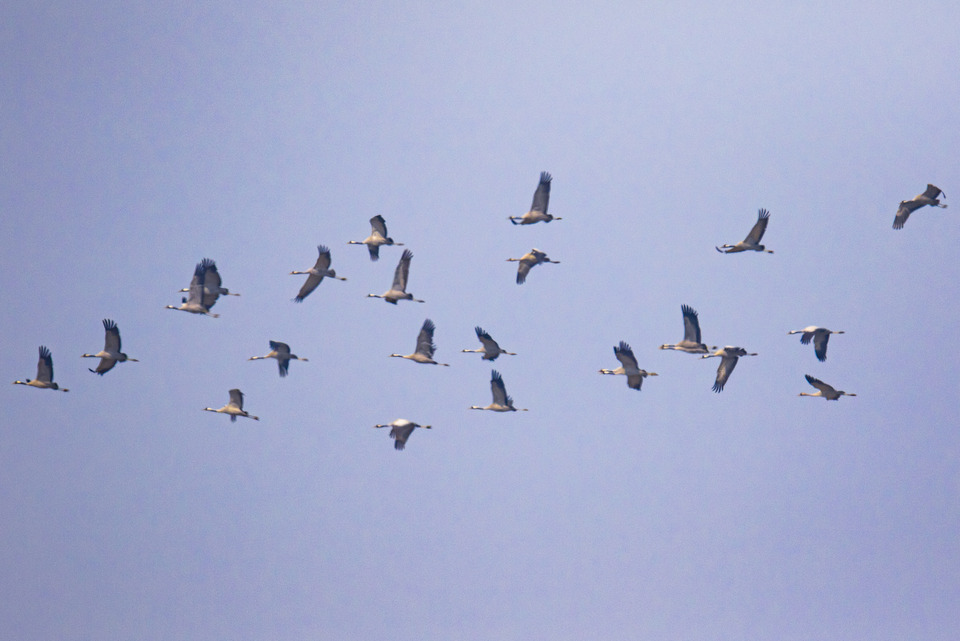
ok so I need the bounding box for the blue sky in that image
[2,2,958,639]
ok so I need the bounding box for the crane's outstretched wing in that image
[393,249,414,291]
[530,172,552,213]
[712,355,739,393]
[681,305,702,344]
[744,209,770,244]
[416,319,437,358]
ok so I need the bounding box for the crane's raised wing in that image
[313,246,333,272]
[200,259,222,309]
[416,319,437,358]
[186,262,207,304]
[228,388,244,410]
[744,209,770,244]
[393,249,414,291]
[370,215,389,238]
[681,305,703,344]
[614,341,639,370]
[37,346,55,383]
[103,318,121,353]
[491,370,510,406]
[530,171,552,213]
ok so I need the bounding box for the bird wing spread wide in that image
[744,210,769,244]
[37,346,54,383]
[682,307,703,344]
[313,246,333,271]
[714,355,739,392]
[813,332,829,361]
[893,198,924,229]
[615,342,639,370]
[416,321,437,357]
[296,273,323,301]
[530,172,551,213]
[94,358,117,374]
[201,265,222,308]
[370,215,388,237]
[393,251,412,290]
[103,320,121,352]
[491,372,508,405]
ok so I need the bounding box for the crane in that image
[291,245,346,302]
[462,326,516,361]
[799,374,856,400]
[390,319,450,366]
[716,209,774,253]
[787,326,844,362]
[348,215,404,260]
[599,341,658,390]
[509,171,561,225]
[166,261,220,317]
[248,341,308,377]
[82,319,139,375]
[374,418,431,450]
[701,346,756,393]
[506,248,559,284]
[659,305,716,354]
[13,346,68,391]
[179,258,239,302]
[470,370,528,411]
[893,184,947,229]
[367,249,424,303]
[203,389,259,422]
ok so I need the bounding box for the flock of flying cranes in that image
[12,176,947,450]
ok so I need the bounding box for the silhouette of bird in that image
[716,209,774,253]
[893,184,947,230]
[701,346,756,393]
[348,215,404,260]
[599,341,657,390]
[660,305,716,354]
[390,319,450,366]
[203,389,259,422]
[462,326,516,361]
[374,419,431,450]
[799,374,856,400]
[470,370,528,411]
[367,249,424,303]
[166,261,220,317]
[509,172,561,225]
[506,248,559,284]
[248,341,308,377]
[13,346,68,391]
[291,245,346,302]
[82,319,139,375]
[787,326,844,362]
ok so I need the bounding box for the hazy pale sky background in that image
[2,2,958,639]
